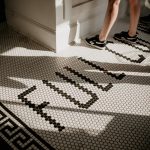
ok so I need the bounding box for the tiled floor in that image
[0,21,150,150]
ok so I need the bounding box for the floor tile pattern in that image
[0,22,150,150]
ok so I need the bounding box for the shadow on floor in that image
[1,101,150,150]
[0,22,150,150]
[33,112,150,150]
[1,22,150,89]
[0,55,150,89]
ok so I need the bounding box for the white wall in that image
[69,0,128,43]
[5,0,56,50]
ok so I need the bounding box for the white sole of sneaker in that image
[114,36,137,44]
[83,39,106,50]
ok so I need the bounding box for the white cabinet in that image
[5,0,56,50]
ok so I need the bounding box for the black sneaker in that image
[139,14,150,25]
[114,31,138,43]
[85,35,107,49]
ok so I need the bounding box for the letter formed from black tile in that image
[78,57,126,79]
[64,66,113,91]
[43,71,99,109]
[18,86,65,132]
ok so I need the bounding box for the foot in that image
[114,31,138,43]
[85,35,107,50]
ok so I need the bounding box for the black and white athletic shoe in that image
[85,35,107,50]
[114,31,138,43]
[139,14,150,25]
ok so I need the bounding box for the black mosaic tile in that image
[78,57,126,80]
[114,37,150,53]
[64,66,113,91]
[43,75,99,109]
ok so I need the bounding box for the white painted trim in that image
[55,0,72,52]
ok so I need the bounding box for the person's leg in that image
[99,0,121,41]
[85,0,120,49]
[128,0,141,36]
[114,0,141,43]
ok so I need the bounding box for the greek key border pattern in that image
[0,103,54,150]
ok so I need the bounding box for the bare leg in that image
[99,0,121,41]
[128,0,141,36]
